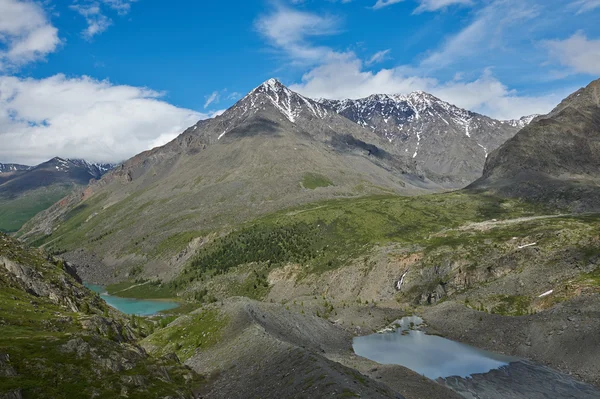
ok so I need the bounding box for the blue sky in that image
[1,0,599,164]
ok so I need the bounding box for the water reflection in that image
[353,317,517,379]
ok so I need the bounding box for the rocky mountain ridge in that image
[0,157,116,232]
[0,163,30,174]
[471,78,600,210]
[319,91,535,185]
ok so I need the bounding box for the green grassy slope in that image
[0,233,203,398]
[171,192,551,290]
[0,185,73,233]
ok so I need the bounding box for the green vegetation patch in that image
[0,185,73,233]
[302,173,334,190]
[581,266,600,288]
[219,267,271,300]
[150,231,204,258]
[175,192,551,292]
[490,295,532,316]
[143,309,228,361]
[0,233,203,398]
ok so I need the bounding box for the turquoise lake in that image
[85,284,180,316]
[353,316,518,380]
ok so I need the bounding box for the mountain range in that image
[16,79,540,281]
[5,78,600,398]
[320,92,534,186]
[0,157,115,232]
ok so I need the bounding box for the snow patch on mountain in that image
[243,79,329,123]
[48,157,116,178]
[503,115,539,129]
[0,163,30,173]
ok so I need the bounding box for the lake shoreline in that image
[84,283,180,316]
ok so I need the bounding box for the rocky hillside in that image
[471,78,600,210]
[320,92,534,186]
[17,79,442,281]
[0,232,201,398]
[0,158,115,232]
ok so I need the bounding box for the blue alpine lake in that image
[85,284,180,316]
[353,316,518,380]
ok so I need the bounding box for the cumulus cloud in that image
[0,0,60,70]
[544,32,600,75]
[290,55,565,120]
[253,3,561,120]
[255,6,341,64]
[0,74,207,165]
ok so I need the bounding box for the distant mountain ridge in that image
[0,157,116,232]
[319,92,535,186]
[0,157,116,199]
[0,163,30,173]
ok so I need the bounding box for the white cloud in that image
[256,3,562,120]
[545,32,600,75]
[290,55,564,120]
[414,0,474,13]
[100,0,137,15]
[255,5,340,64]
[204,91,220,109]
[421,0,540,69]
[0,0,60,70]
[70,0,137,38]
[571,0,600,14]
[70,4,112,39]
[366,49,391,65]
[0,74,207,165]
[372,0,405,9]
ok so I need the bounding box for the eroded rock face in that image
[0,354,17,377]
[0,390,22,399]
[1,256,80,312]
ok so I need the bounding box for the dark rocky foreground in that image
[440,360,600,399]
[421,295,600,388]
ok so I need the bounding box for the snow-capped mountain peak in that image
[41,157,116,178]
[502,114,540,129]
[317,90,535,184]
[239,78,329,123]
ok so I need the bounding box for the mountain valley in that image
[3,78,600,399]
